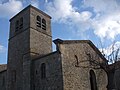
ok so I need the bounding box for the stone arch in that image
[42,18,46,30]
[41,63,46,79]
[36,15,41,28]
[89,70,98,90]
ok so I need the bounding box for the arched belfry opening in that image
[89,70,98,90]
[36,15,41,28]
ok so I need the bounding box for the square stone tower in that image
[7,5,52,90]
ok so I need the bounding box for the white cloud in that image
[82,0,120,40]
[0,45,6,53]
[45,0,92,23]
[0,0,23,18]
[83,0,119,14]
[93,13,120,40]
[0,0,40,18]
[30,0,39,8]
[83,0,120,40]
[45,0,93,39]
[1,0,120,41]
[45,0,120,41]
[45,0,48,3]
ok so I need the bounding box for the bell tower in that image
[7,5,52,90]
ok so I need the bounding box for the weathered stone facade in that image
[54,39,108,90]
[7,5,52,90]
[0,5,118,90]
[107,61,120,90]
[32,51,63,90]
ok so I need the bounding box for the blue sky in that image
[0,0,120,64]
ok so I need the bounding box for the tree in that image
[100,41,120,64]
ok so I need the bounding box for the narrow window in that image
[75,55,79,67]
[36,70,38,75]
[36,16,41,28]
[2,76,5,86]
[33,84,35,90]
[42,18,46,30]
[41,63,46,79]
[89,70,97,90]
[12,70,16,82]
[19,17,23,29]
[15,20,19,31]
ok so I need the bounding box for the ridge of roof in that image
[53,39,107,62]
[108,61,120,71]
[32,51,58,61]
[53,38,90,44]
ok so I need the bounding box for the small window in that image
[12,70,16,82]
[2,76,5,86]
[33,84,35,90]
[19,17,23,29]
[15,20,19,31]
[36,16,41,28]
[89,70,97,90]
[75,55,79,67]
[36,70,38,74]
[42,18,46,30]
[41,63,46,79]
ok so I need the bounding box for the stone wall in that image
[108,62,120,90]
[30,28,52,57]
[55,40,108,90]
[7,5,52,90]
[29,6,52,57]
[0,64,7,90]
[32,51,63,90]
[0,70,7,90]
[114,67,120,90]
[7,6,30,90]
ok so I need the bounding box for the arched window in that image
[36,16,41,28]
[15,17,23,31]
[41,63,46,79]
[2,76,5,86]
[42,18,46,30]
[19,17,23,29]
[33,84,35,90]
[12,70,16,82]
[15,20,19,31]
[75,55,79,67]
[89,70,98,90]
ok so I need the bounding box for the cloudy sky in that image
[0,0,120,64]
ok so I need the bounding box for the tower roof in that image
[10,5,51,21]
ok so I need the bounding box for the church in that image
[0,5,120,90]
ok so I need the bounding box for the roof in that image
[53,39,107,62]
[10,5,51,21]
[0,64,7,73]
[108,61,120,71]
[32,51,58,61]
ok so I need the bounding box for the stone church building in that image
[0,5,120,90]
